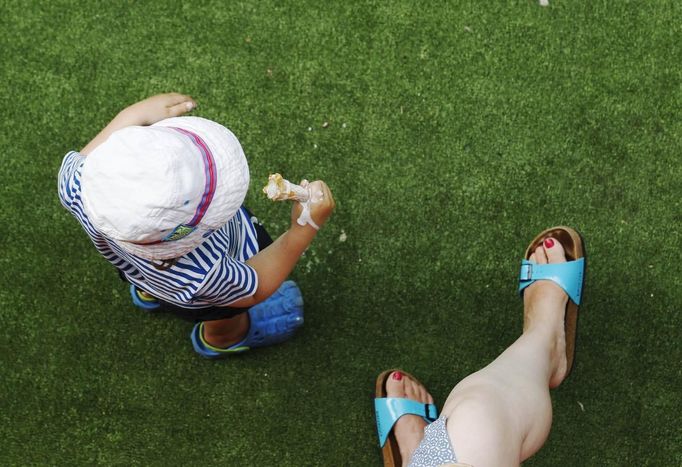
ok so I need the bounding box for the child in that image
[58,93,335,358]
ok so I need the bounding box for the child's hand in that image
[236,180,334,306]
[81,93,197,155]
[118,93,197,126]
[291,180,335,231]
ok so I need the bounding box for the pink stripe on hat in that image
[170,127,216,228]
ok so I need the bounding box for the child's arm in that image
[81,93,196,155]
[229,180,335,307]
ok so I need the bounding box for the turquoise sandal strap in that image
[518,258,585,305]
[374,398,438,447]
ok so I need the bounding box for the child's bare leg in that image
[202,313,250,348]
[440,237,569,467]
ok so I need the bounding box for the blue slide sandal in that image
[191,280,304,358]
[518,226,586,377]
[374,369,438,467]
[129,284,161,311]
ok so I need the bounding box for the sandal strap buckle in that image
[519,263,533,281]
[425,403,437,422]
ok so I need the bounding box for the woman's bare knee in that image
[440,372,553,466]
[441,381,522,466]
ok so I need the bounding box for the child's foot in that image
[138,290,154,301]
[190,281,304,358]
[129,284,161,310]
[385,371,435,466]
[523,236,569,388]
[202,313,250,348]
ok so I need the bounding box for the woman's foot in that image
[523,236,569,388]
[385,371,435,466]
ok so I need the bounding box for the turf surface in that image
[1,1,680,465]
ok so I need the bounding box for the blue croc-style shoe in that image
[374,369,438,466]
[130,284,161,311]
[190,280,304,358]
[518,226,586,377]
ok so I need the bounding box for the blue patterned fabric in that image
[408,416,458,467]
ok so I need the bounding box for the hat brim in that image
[115,225,214,261]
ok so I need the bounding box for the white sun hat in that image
[80,116,250,261]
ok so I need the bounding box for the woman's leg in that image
[386,236,571,467]
[441,237,569,466]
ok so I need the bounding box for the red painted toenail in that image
[544,238,555,248]
[392,372,403,381]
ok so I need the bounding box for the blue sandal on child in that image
[190,280,304,358]
[130,284,161,311]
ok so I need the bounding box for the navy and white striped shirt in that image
[58,151,260,308]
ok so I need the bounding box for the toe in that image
[406,378,425,401]
[542,237,567,264]
[534,245,548,264]
[418,383,434,405]
[386,371,433,404]
[418,384,435,405]
[385,371,406,397]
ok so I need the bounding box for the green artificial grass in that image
[1,0,680,465]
